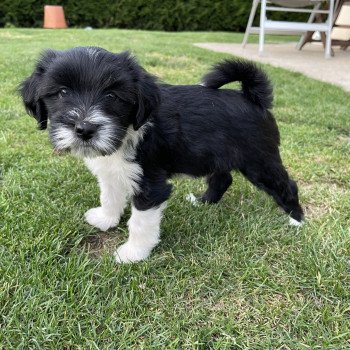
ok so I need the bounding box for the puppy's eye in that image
[105,92,119,100]
[58,88,68,98]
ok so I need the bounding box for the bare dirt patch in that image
[298,180,347,220]
[304,203,330,220]
[80,231,124,258]
[337,134,350,143]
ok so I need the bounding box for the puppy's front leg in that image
[115,177,172,263]
[84,157,133,231]
[114,203,166,263]
[85,176,128,231]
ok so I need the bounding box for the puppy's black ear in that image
[134,72,161,130]
[118,52,160,131]
[19,50,58,130]
[132,69,161,130]
[19,74,48,130]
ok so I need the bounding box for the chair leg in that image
[340,44,349,51]
[297,2,321,50]
[298,31,314,50]
[259,0,267,56]
[321,31,334,57]
[242,0,260,48]
[325,0,335,59]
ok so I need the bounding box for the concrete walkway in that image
[194,42,350,91]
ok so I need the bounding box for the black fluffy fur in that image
[19,47,304,222]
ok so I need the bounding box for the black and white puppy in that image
[20,47,303,263]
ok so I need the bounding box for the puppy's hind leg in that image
[240,162,304,224]
[199,172,233,204]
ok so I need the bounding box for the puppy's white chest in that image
[84,152,142,195]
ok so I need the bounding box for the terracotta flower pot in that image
[43,5,67,29]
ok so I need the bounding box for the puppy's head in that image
[19,47,160,157]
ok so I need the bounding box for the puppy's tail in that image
[201,60,273,110]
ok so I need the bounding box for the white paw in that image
[114,242,152,263]
[84,207,119,231]
[185,193,199,206]
[289,217,304,227]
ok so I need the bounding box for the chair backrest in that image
[271,0,322,7]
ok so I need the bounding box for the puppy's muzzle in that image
[75,121,97,141]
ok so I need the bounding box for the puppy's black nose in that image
[75,121,97,140]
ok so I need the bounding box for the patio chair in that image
[298,0,350,51]
[242,0,335,58]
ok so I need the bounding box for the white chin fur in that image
[289,217,303,227]
[51,110,119,158]
[71,146,104,158]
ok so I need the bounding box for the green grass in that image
[1,28,350,349]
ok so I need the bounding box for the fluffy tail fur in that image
[201,60,273,110]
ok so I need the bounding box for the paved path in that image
[194,42,350,92]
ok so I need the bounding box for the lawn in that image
[0,28,349,349]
